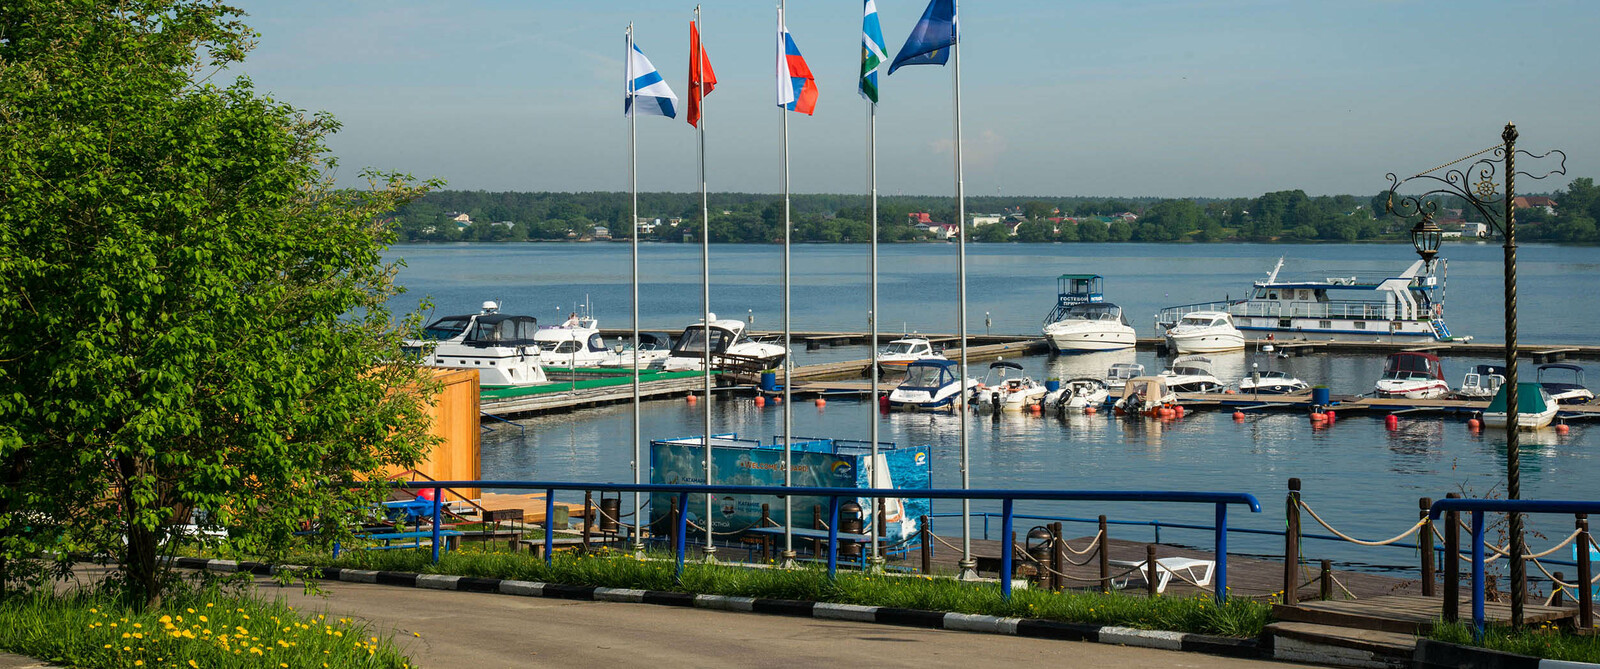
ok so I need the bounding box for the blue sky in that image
[234,0,1598,197]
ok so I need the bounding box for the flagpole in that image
[696,4,717,563]
[868,99,881,568]
[952,0,975,581]
[778,0,797,570]
[627,23,645,557]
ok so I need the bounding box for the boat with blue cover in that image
[887,359,977,412]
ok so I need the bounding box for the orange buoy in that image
[754,396,766,407]
[1029,404,1042,415]
[1467,418,1480,430]
[1174,405,1185,417]
[1385,414,1399,430]
[1085,406,1098,415]
[1232,411,1246,421]
[686,393,698,404]
[1556,423,1571,435]
[773,396,782,404]
[1310,412,1326,422]
[1224,389,1236,395]
[815,397,826,407]
[1324,410,1335,423]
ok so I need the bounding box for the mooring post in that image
[1284,478,1301,604]
[1051,521,1065,592]
[582,491,593,554]
[1001,498,1015,600]
[1420,497,1435,597]
[1146,544,1159,597]
[544,488,555,566]
[1579,514,1592,629]
[1444,492,1461,622]
[1098,515,1111,594]
[431,487,443,565]
[1319,559,1333,601]
[1553,572,1566,607]
[920,515,932,575]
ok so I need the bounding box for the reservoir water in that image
[388,242,1598,576]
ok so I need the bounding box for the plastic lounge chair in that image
[1108,557,1215,594]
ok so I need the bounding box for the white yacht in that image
[1156,256,1463,343]
[1482,382,1558,430]
[887,359,978,412]
[876,337,946,372]
[1455,364,1506,400]
[533,307,617,369]
[1105,362,1145,391]
[408,302,549,388]
[1044,378,1110,414]
[1159,355,1226,393]
[1237,370,1310,395]
[1373,352,1449,399]
[975,360,1047,412]
[1537,364,1594,405]
[1041,275,1137,352]
[661,314,789,372]
[598,332,674,370]
[1161,311,1246,353]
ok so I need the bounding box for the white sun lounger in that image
[1107,557,1215,594]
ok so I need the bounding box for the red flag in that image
[688,20,717,128]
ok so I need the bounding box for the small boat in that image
[1113,376,1180,417]
[1041,274,1137,352]
[534,306,616,368]
[1044,377,1110,415]
[1537,363,1595,405]
[974,360,1047,413]
[876,337,946,372]
[1482,382,1558,430]
[1161,311,1246,353]
[1238,370,1310,395]
[598,332,675,369]
[1105,362,1145,391]
[1455,364,1506,400]
[408,301,549,388]
[661,313,789,372]
[1159,355,1226,393]
[1373,352,1450,399]
[887,359,977,412]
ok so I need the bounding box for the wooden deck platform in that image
[480,374,707,418]
[477,492,588,525]
[1275,595,1577,634]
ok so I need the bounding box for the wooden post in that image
[1098,515,1112,594]
[1284,478,1302,604]
[1320,559,1333,601]
[1444,492,1461,622]
[1579,514,1592,629]
[1050,522,1064,592]
[1552,572,1566,607]
[582,491,593,554]
[813,504,823,556]
[669,496,680,551]
[1146,544,1159,597]
[1420,497,1435,597]
[919,515,932,575]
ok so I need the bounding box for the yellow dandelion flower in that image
[190,660,199,668]
[206,603,214,607]
[199,615,208,623]
[186,608,195,614]
[159,615,172,624]
[134,661,144,667]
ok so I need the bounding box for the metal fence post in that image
[675,491,690,583]
[1471,510,1486,638]
[1420,497,1435,597]
[1001,498,1014,600]
[544,489,555,566]
[1284,478,1301,604]
[1444,492,1461,622]
[431,487,443,565]
[1097,515,1111,594]
[1579,514,1592,629]
[827,496,841,580]
[1215,502,1229,603]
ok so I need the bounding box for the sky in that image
[232,0,1599,198]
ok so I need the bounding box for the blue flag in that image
[888,0,955,75]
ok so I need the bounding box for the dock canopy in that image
[463,314,540,346]
[1484,382,1549,415]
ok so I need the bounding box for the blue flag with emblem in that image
[888,0,955,75]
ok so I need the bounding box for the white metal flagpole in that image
[697,4,717,563]
[778,0,796,569]
[627,23,645,556]
[952,0,975,581]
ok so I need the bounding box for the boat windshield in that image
[1255,370,1289,379]
[1384,354,1440,379]
[465,316,540,344]
[1172,365,1211,377]
[902,365,948,388]
[884,342,918,355]
[672,326,733,355]
[422,317,471,340]
[1179,315,1218,327]
[1063,304,1124,322]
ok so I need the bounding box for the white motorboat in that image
[876,337,946,372]
[1113,376,1180,417]
[408,301,549,388]
[1159,355,1226,393]
[1373,352,1450,399]
[1238,370,1310,395]
[1105,362,1145,391]
[598,332,675,370]
[1041,275,1137,352]
[974,360,1047,413]
[1044,378,1110,415]
[1455,364,1506,400]
[1482,382,1558,430]
[534,307,617,368]
[1161,311,1246,353]
[661,314,789,372]
[887,359,977,412]
[1537,364,1594,405]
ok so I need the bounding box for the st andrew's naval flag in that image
[775,12,818,115]
[859,0,887,102]
[889,0,955,75]
[625,41,677,118]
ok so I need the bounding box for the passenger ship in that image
[1155,257,1465,344]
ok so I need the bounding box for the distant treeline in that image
[391,178,1600,244]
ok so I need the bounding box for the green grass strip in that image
[479,369,700,399]
[1429,620,1600,664]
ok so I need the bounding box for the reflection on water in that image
[1045,350,1137,381]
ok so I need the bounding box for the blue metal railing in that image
[397,480,1259,602]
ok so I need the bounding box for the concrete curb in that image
[1414,639,1600,669]
[173,557,1259,660]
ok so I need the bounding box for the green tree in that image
[1077,221,1109,242]
[0,0,438,606]
[976,222,1013,242]
[1015,220,1054,242]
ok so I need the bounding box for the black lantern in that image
[1409,211,1444,263]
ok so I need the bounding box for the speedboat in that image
[1105,362,1145,391]
[534,307,617,368]
[1238,370,1310,395]
[1044,378,1110,415]
[1041,275,1137,352]
[1373,352,1449,399]
[1113,376,1180,417]
[887,359,977,412]
[1482,382,1558,430]
[974,360,1047,413]
[598,332,675,370]
[876,337,945,372]
[1537,364,1594,405]
[1455,364,1506,400]
[1160,311,1245,353]
[407,301,549,388]
[661,314,789,372]
[1159,355,1226,393]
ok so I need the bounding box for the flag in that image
[775,12,818,115]
[688,19,716,127]
[888,0,955,75]
[859,0,887,102]
[625,42,677,118]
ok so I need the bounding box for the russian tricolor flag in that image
[775,11,817,116]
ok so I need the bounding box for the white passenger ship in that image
[1155,256,1465,344]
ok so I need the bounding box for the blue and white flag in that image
[626,42,677,118]
[859,0,887,102]
[888,0,955,75]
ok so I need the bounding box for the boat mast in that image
[696,4,716,563]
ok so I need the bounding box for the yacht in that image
[1159,355,1226,393]
[408,302,549,388]
[1161,311,1246,353]
[1041,274,1137,352]
[661,314,789,372]
[1537,364,1594,405]
[1105,362,1145,391]
[598,332,675,370]
[1373,352,1449,399]
[887,359,978,412]
[1455,364,1506,400]
[1044,378,1110,414]
[1238,370,1310,395]
[974,360,1048,412]
[876,337,946,372]
[1156,256,1463,343]
[533,307,617,368]
[1482,382,1559,430]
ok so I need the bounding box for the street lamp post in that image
[1384,122,1565,627]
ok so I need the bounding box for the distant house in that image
[636,217,658,234]
[591,226,611,240]
[930,223,958,239]
[1117,212,1139,222]
[490,220,516,229]
[908,212,934,225]
[443,212,472,228]
[1003,220,1026,236]
[1462,222,1490,238]
[972,215,1002,227]
[1513,196,1557,215]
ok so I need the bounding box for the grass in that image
[1430,620,1600,664]
[284,548,1271,638]
[0,587,414,669]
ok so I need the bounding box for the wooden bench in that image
[462,508,525,550]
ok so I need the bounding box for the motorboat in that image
[1113,376,1180,417]
[1455,364,1506,400]
[407,301,549,388]
[1041,274,1137,352]
[1537,364,1594,405]
[661,314,789,372]
[974,360,1048,413]
[876,337,946,372]
[1373,352,1449,399]
[1482,382,1558,430]
[1159,355,1226,393]
[887,359,977,412]
[1156,255,1464,344]
[1237,369,1309,395]
[533,307,617,368]
[1044,378,1110,415]
[1105,362,1145,391]
[598,332,675,370]
[1160,311,1246,353]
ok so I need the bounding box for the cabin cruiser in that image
[974,360,1047,413]
[1455,364,1506,400]
[1161,311,1245,353]
[1156,256,1463,343]
[408,302,549,388]
[661,314,788,372]
[887,359,977,412]
[1041,275,1137,352]
[1537,364,1594,405]
[1105,362,1145,391]
[876,337,945,372]
[1159,355,1226,393]
[1238,370,1310,395]
[1482,382,1559,430]
[1373,352,1449,399]
[1044,378,1110,415]
[598,332,675,370]
[533,308,617,368]
[1113,376,1180,417]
